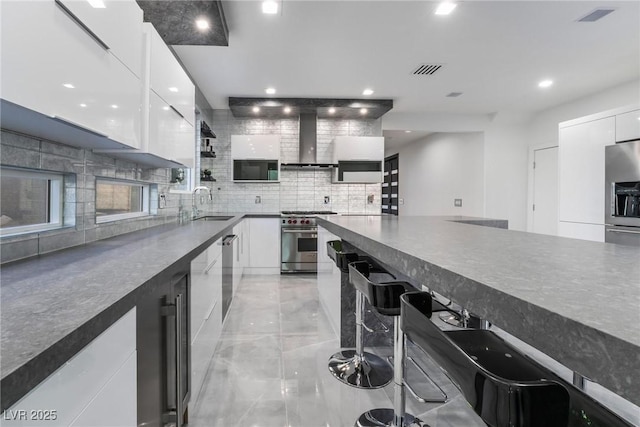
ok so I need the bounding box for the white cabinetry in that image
[615,109,640,142]
[0,0,142,151]
[245,218,280,275]
[2,309,136,427]
[317,226,341,337]
[56,0,143,78]
[558,116,615,242]
[333,136,384,162]
[231,135,281,159]
[232,223,247,291]
[189,238,223,405]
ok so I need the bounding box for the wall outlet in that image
[255,195,261,204]
[399,198,404,205]
[324,196,330,204]
[367,194,375,204]
[454,198,463,207]
[159,193,166,209]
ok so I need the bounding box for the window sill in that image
[96,212,151,224]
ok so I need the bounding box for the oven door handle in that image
[607,228,640,235]
[282,228,318,234]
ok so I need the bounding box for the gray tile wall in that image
[1,130,190,264]
[201,110,383,214]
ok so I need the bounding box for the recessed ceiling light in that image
[252,106,260,113]
[405,130,412,133]
[262,0,278,14]
[328,107,336,114]
[283,106,291,114]
[195,19,210,31]
[265,87,276,95]
[63,83,75,89]
[362,88,374,96]
[163,106,170,111]
[80,103,87,108]
[169,87,179,92]
[538,79,554,88]
[360,108,368,115]
[111,104,119,109]
[86,0,105,8]
[435,2,457,15]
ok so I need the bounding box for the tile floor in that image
[188,274,485,427]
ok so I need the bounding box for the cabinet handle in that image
[607,228,640,235]
[205,300,217,320]
[175,293,184,427]
[51,115,109,138]
[54,0,110,50]
[203,258,218,274]
[170,105,185,119]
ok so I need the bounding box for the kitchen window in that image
[0,168,63,236]
[95,179,152,223]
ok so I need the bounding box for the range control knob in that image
[293,219,298,224]
[288,219,292,224]
[305,220,311,224]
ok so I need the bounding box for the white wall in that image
[391,132,484,216]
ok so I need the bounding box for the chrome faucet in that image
[192,186,211,218]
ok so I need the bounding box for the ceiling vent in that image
[577,8,615,22]
[412,64,443,76]
[446,92,463,97]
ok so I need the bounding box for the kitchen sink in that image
[195,216,234,221]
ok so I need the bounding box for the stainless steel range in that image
[281,211,336,273]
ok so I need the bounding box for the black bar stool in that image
[327,241,395,389]
[348,261,429,427]
[400,291,570,427]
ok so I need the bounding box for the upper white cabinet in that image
[145,23,195,126]
[56,0,144,78]
[615,109,640,142]
[0,0,142,150]
[333,136,384,162]
[231,135,281,159]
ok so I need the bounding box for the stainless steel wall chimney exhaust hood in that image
[281,113,336,169]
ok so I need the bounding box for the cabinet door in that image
[248,218,280,269]
[333,136,384,162]
[616,109,640,142]
[558,221,604,242]
[0,1,142,150]
[69,352,137,427]
[2,309,136,427]
[559,117,615,225]
[231,135,281,159]
[145,23,195,126]
[56,0,143,77]
[148,90,195,168]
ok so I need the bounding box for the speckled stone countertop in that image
[0,214,256,411]
[316,215,640,405]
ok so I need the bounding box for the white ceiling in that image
[174,0,640,119]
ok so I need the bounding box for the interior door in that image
[382,154,399,215]
[533,147,559,235]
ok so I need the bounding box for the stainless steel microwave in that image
[232,159,279,181]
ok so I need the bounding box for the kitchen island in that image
[316,215,640,406]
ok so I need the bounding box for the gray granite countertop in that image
[1,215,248,411]
[316,215,640,405]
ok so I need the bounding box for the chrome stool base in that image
[354,408,427,427]
[328,350,393,389]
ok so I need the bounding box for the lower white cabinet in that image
[246,218,281,275]
[189,238,223,404]
[1,309,137,427]
[558,221,605,243]
[317,226,341,337]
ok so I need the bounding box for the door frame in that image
[526,143,558,233]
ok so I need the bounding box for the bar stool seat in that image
[401,291,570,427]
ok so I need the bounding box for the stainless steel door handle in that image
[223,235,238,245]
[607,228,640,235]
[282,228,318,234]
[175,294,183,427]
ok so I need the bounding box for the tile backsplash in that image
[0,130,189,264]
[200,110,383,214]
